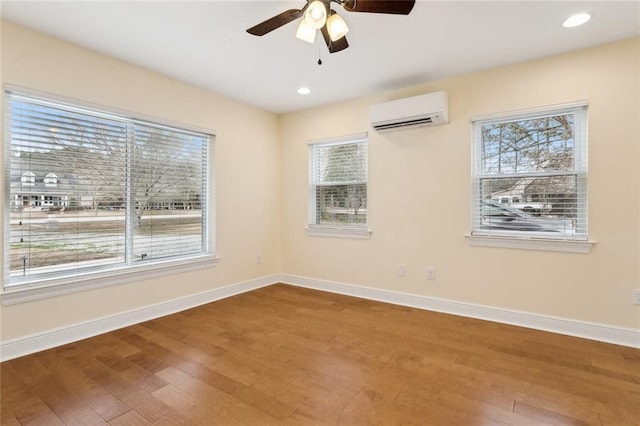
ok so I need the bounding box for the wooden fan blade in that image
[321,24,349,54]
[246,9,303,36]
[342,0,415,15]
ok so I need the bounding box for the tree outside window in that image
[472,104,588,239]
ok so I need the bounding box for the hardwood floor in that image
[1,284,639,425]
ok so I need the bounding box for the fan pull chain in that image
[317,45,323,65]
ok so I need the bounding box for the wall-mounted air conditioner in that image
[369,91,448,132]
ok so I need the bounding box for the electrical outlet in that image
[634,289,640,305]
[256,254,262,265]
[426,267,436,280]
[397,264,407,278]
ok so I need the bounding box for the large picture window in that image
[308,134,368,237]
[471,103,588,243]
[4,90,215,294]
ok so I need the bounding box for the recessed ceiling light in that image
[563,13,591,28]
[297,87,311,95]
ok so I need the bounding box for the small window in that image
[308,133,369,237]
[471,103,588,241]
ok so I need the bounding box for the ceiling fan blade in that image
[342,0,415,15]
[321,24,349,54]
[246,9,303,36]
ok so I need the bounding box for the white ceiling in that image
[2,1,639,114]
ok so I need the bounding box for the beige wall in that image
[0,21,282,341]
[1,20,638,344]
[280,37,640,330]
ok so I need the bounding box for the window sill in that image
[1,255,220,305]
[465,234,594,253]
[306,226,372,239]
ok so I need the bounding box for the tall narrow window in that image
[471,103,588,241]
[4,89,215,293]
[308,133,369,238]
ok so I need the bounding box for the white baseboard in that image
[2,273,638,361]
[277,274,640,349]
[0,275,277,361]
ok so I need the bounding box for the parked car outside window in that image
[481,200,575,235]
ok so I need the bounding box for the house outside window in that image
[308,133,369,238]
[21,171,35,186]
[44,173,58,187]
[4,89,216,299]
[471,102,588,248]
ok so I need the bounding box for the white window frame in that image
[307,133,371,239]
[467,101,593,253]
[2,87,218,304]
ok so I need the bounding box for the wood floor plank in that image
[342,387,488,425]
[152,369,283,424]
[456,350,640,412]
[251,373,357,424]
[95,351,168,394]
[10,402,65,426]
[1,395,21,426]
[116,389,171,423]
[27,374,107,426]
[117,329,296,421]
[107,410,150,426]
[513,400,593,425]
[2,284,639,425]
[453,354,639,423]
[0,363,65,426]
[33,349,131,422]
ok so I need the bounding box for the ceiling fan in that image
[246,0,416,53]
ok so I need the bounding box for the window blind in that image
[309,134,368,228]
[471,104,588,239]
[5,90,213,289]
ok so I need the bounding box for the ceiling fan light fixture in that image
[327,12,349,41]
[304,0,327,29]
[246,0,417,54]
[296,19,316,43]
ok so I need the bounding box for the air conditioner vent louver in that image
[372,116,436,131]
[370,91,448,132]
